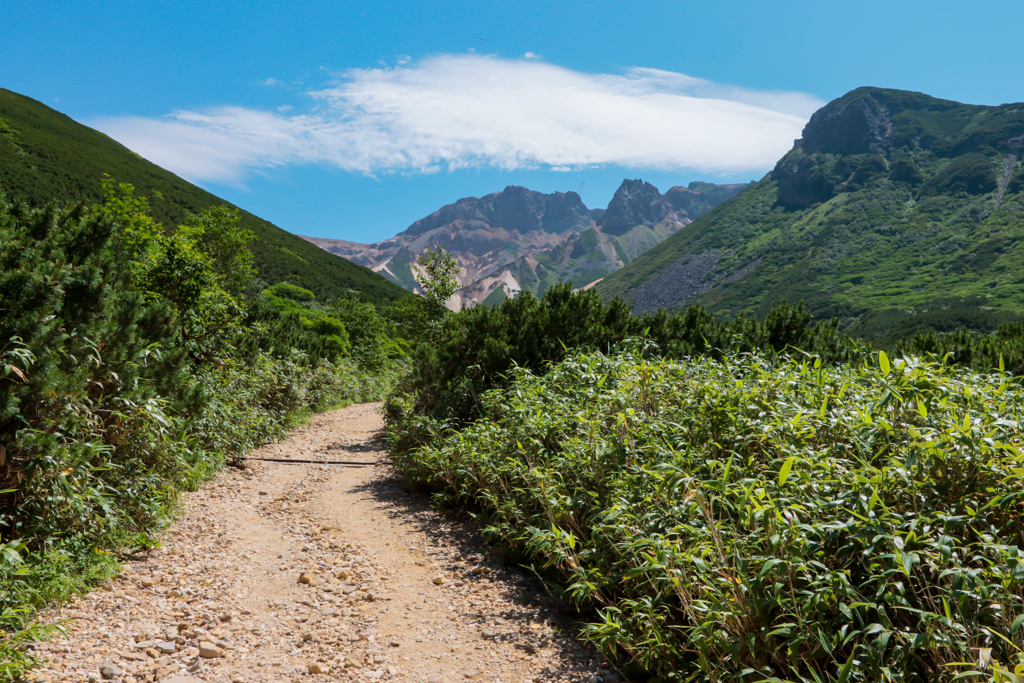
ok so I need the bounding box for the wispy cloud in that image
[91,54,823,185]
[258,77,280,87]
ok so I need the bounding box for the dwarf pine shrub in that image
[0,190,403,678]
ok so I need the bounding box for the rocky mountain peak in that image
[485,185,547,233]
[801,90,895,156]
[304,178,746,309]
[402,185,594,238]
[599,179,668,236]
[772,87,1013,208]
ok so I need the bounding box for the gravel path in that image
[31,403,613,683]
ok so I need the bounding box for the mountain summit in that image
[596,87,1024,339]
[305,180,748,309]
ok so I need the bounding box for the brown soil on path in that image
[32,404,612,683]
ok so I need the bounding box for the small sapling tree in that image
[407,247,459,341]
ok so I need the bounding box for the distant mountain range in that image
[303,180,749,309]
[0,88,409,307]
[596,87,1024,340]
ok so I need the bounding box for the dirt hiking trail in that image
[33,404,615,683]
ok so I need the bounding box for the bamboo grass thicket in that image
[387,347,1024,682]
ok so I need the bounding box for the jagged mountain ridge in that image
[304,180,748,309]
[595,87,1024,340]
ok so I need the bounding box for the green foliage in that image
[333,298,408,370]
[393,286,860,439]
[182,205,255,297]
[900,320,1024,376]
[0,87,409,307]
[389,348,1024,682]
[266,282,316,303]
[923,153,999,196]
[394,247,460,342]
[1007,166,1024,195]
[578,228,599,248]
[418,247,460,337]
[0,189,403,677]
[889,155,925,185]
[240,297,347,364]
[0,195,192,672]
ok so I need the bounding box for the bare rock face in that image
[774,92,897,208]
[599,180,668,236]
[301,180,747,309]
[801,93,894,156]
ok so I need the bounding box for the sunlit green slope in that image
[597,87,1024,339]
[0,88,409,307]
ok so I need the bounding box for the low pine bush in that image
[388,347,1024,682]
[0,189,404,678]
[399,284,859,429]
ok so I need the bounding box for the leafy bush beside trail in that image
[397,284,859,437]
[0,188,404,679]
[394,283,1024,457]
[388,348,1024,682]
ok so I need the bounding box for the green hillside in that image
[0,88,409,307]
[596,87,1024,339]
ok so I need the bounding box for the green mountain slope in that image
[596,87,1024,339]
[0,88,409,307]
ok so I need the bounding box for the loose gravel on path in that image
[31,403,616,683]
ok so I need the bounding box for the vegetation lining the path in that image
[386,285,1024,681]
[390,347,1024,682]
[390,284,1024,444]
[0,183,410,679]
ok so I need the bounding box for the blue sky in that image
[3,0,1022,243]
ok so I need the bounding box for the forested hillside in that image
[597,87,1024,340]
[0,88,409,307]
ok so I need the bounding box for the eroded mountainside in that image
[304,180,747,309]
[597,87,1024,339]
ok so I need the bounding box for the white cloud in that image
[523,51,542,60]
[259,77,280,87]
[91,54,823,185]
[277,105,293,112]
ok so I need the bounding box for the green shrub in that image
[240,297,346,364]
[389,348,1024,682]
[0,189,404,677]
[399,285,860,429]
[1007,166,1024,195]
[889,156,925,185]
[334,298,408,370]
[923,153,999,196]
[266,282,316,303]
